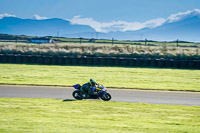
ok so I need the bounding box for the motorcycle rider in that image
[80,79,98,98]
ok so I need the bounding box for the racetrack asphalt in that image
[0,85,200,106]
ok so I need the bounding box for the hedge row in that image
[0,54,199,69]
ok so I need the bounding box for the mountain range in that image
[0,16,200,42]
[104,16,200,42]
[0,17,95,37]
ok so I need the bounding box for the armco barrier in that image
[51,56,58,65]
[180,60,187,69]
[157,59,164,68]
[37,56,44,64]
[150,59,156,67]
[172,60,179,68]
[63,57,70,65]
[99,58,106,66]
[135,58,143,67]
[93,57,99,65]
[188,61,195,68]
[58,57,65,65]
[8,55,16,63]
[106,58,114,66]
[71,57,78,65]
[194,61,200,69]
[114,58,120,66]
[16,55,23,63]
[22,55,30,63]
[128,58,134,66]
[43,56,51,65]
[30,56,37,64]
[78,57,86,65]
[0,54,199,69]
[143,58,150,67]
[2,55,8,63]
[121,58,128,66]
[86,57,93,65]
[165,59,173,68]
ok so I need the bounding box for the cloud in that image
[143,18,166,28]
[167,9,200,23]
[68,15,165,33]
[68,15,104,32]
[0,13,16,19]
[101,21,144,32]
[32,14,48,20]
[68,9,200,33]
[0,13,48,20]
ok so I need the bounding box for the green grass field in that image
[52,37,200,47]
[0,98,200,133]
[0,64,200,91]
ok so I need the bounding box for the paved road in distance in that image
[0,85,200,106]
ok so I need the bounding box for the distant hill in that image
[0,15,200,42]
[0,17,96,37]
[99,16,200,42]
[56,15,200,42]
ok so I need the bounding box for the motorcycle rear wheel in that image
[72,90,83,100]
[100,93,111,101]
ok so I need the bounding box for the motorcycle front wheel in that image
[100,93,111,101]
[72,90,83,100]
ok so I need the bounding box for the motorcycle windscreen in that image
[73,84,81,89]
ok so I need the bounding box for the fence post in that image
[112,38,114,45]
[176,39,179,47]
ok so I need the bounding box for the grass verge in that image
[0,64,200,91]
[0,42,199,59]
[0,98,200,133]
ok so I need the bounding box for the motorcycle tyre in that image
[72,90,83,100]
[100,93,111,101]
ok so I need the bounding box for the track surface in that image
[0,85,200,106]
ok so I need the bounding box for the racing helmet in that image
[90,79,96,86]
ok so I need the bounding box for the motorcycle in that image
[72,84,112,101]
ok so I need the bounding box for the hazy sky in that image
[0,0,200,32]
[0,0,199,21]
